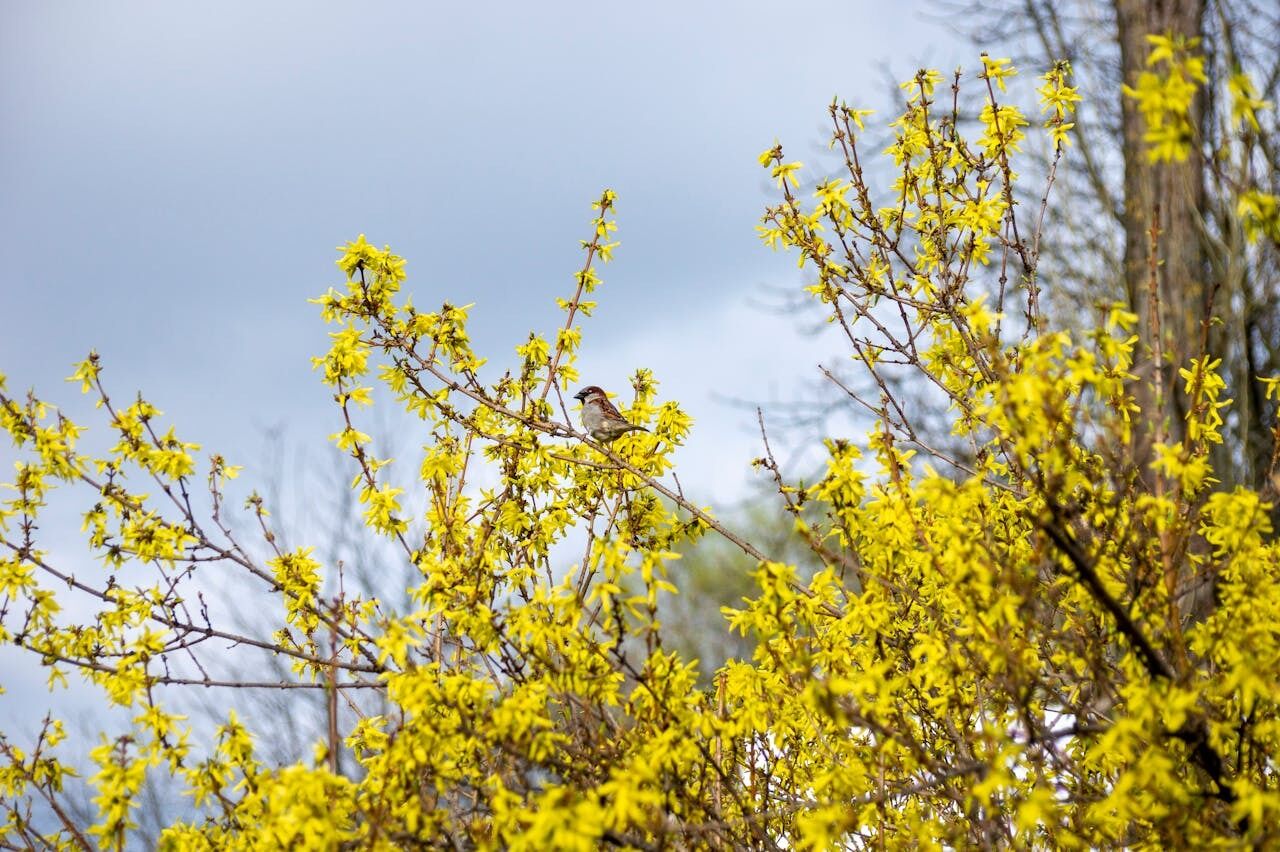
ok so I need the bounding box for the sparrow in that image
[573,386,649,442]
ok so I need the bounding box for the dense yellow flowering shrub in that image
[3,49,1280,849]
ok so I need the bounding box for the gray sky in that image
[1,1,974,500]
[0,2,977,733]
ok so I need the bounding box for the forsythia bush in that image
[3,45,1280,849]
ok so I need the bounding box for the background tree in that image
[937,0,1280,493]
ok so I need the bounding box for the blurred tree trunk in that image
[940,0,1280,494]
[1116,0,1208,474]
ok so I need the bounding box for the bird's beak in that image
[573,391,585,402]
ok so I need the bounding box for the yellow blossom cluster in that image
[2,54,1279,850]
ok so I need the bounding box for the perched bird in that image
[573,385,649,442]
